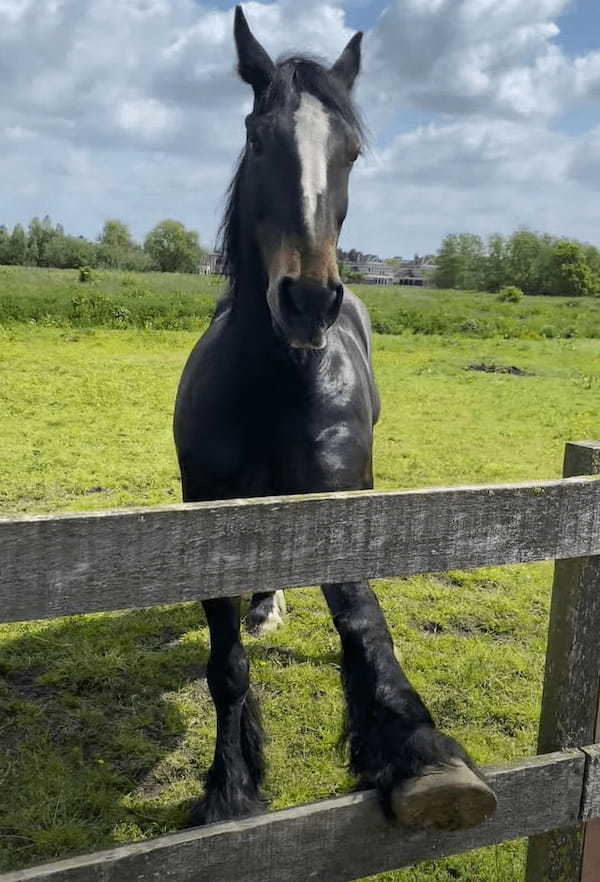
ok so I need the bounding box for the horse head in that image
[232,5,364,350]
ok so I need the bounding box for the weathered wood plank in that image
[2,475,600,623]
[0,751,585,882]
[581,744,600,882]
[527,443,600,882]
[581,745,600,822]
[582,745,600,881]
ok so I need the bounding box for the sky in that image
[1,0,599,258]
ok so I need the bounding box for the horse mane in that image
[217,55,366,296]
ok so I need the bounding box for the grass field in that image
[1,273,600,879]
[3,264,600,338]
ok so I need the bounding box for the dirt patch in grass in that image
[428,573,466,589]
[467,362,533,376]
[419,620,446,635]
[3,666,56,701]
[415,617,518,643]
[138,628,185,651]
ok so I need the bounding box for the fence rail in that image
[1,440,600,881]
[2,474,600,623]
[0,749,595,882]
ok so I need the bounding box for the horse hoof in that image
[246,590,287,636]
[390,760,497,831]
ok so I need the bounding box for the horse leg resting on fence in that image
[173,5,497,831]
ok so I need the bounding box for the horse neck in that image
[228,210,274,340]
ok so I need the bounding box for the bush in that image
[79,266,93,283]
[497,286,523,303]
[111,305,131,326]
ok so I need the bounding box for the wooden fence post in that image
[526,441,600,882]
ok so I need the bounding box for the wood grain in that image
[582,745,600,822]
[526,442,600,882]
[2,475,600,623]
[0,751,585,882]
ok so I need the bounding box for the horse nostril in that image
[279,276,303,314]
[328,283,344,318]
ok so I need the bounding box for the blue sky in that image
[555,0,598,55]
[1,0,599,257]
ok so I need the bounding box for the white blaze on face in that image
[294,92,330,240]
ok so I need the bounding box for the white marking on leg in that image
[294,93,330,240]
[258,590,286,634]
[247,591,287,636]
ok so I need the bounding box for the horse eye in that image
[347,147,360,164]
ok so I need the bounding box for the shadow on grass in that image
[0,604,211,872]
[246,643,340,667]
[0,598,344,873]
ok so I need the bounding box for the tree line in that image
[434,231,600,297]
[0,217,206,274]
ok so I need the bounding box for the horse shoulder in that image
[173,303,247,483]
[340,287,372,355]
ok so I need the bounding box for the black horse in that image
[174,5,497,831]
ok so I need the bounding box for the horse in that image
[173,4,497,831]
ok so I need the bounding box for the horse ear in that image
[234,5,274,97]
[331,32,363,90]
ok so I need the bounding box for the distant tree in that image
[482,234,508,292]
[434,235,460,288]
[97,219,150,270]
[506,230,553,296]
[0,226,9,264]
[27,215,59,266]
[99,219,133,251]
[26,217,43,265]
[44,234,97,269]
[583,243,600,278]
[119,248,153,272]
[7,224,28,265]
[459,234,484,288]
[434,233,483,289]
[144,220,204,273]
[431,228,600,295]
[547,240,599,297]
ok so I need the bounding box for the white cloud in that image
[569,125,600,190]
[0,0,352,241]
[363,0,585,121]
[341,118,593,254]
[115,98,179,141]
[0,0,599,257]
[574,51,600,99]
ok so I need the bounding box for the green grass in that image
[0,265,221,330]
[2,263,600,338]
[2,324,600,878]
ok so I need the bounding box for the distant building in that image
[345,259,396,285]
[199,251,225,275]
[343,255,436,287]
[394,258,436,287]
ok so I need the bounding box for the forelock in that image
[255,55,365,145]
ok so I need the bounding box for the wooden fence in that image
[1,440,600,882]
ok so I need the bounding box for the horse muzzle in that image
[270,276,344,350]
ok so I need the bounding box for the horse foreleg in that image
[191,596,266,825]
[322,580,497,831]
